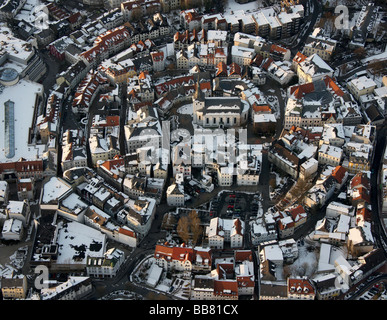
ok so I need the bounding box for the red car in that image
[228,205,234,209]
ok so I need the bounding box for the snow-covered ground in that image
[267,95,280,119]
[270,171,289,200]
[289,243,318,278]
[177,104,193,115]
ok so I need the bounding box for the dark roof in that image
[200,97,243,114]
[260,282,288,298]
[194,277,214,290]
[365,104,384,122]
[1,277,25,288]
[270,141,300,167]
[357,248,386,278]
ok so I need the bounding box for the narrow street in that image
[371,124,387,257]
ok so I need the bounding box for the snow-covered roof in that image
[0,80,45,163]
[349,76,377,90]
[41,177,71,204]
[40,276,90,300]
[261,243,283,262]
[55,220,106,265]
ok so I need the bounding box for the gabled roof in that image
[323,76,344,97]
[68,12,81,24]
[350,172,370,190]
[154,244,208,264]
[289,205,305,220]
[352,187,370,203]
[235,250,253,262]
[278,216,294,230]
[228,62,241,76]
[216,61,227,77]
[331,165,347,184]
[252,105,272,113]
[292,51,307,64]
[261,57,274,71]
[356,207,372,224]
[289,82,315,99]
[270,44,288,54]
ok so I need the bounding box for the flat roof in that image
[0,79,45,163]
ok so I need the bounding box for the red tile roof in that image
[278,218,294,230]
[288,278,315,295]
[217,262,234,276]
[68,12,81,24]
[235,250,253,262]
[252,105,272,113]
[352,187,370,203]
[289,82,315,99]
[81,26,130,63]
[323,76,345,97]
[216,61,227,77]
[214,280,238,297]
[270,44,288,54]
[155,244,212,266]
[154,244,194,262]
[356,207,372,223]
[261,57,274,71]
[350,172,370,190]
[233,218,243,236]
[331,165,347,184]
[118,227,136,238]
[236,276,255,288]
[289,205,305,220]
[228,62,241,76]
[293,51,307,64]
[100,156,124,174]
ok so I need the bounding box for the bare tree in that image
[353,47,367,60]
[177,216,190,244]
[189,210,203,246]
[176,210,203,245]
[367,60,387,78]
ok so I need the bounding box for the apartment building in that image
[318,144,343,167]
[1,276,28,300]
[347,76,377,101]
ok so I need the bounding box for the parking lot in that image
[208,191,262,221]
[357,281,387,300]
